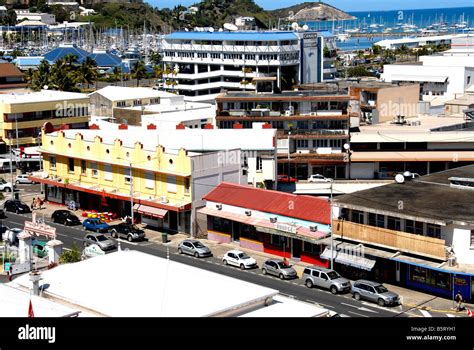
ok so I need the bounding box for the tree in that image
[111,66,123,84]
[3,9,17,26]
[29,60,51,91]
[76,57,97,90]
[50,5,68,23]
[372,45,382,55]
[347,66,372,78]
[49,54,80,92]
[131,60,147,87]
[149,50,162,66]
[59,243,82,264]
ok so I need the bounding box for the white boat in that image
[336,33,350,42]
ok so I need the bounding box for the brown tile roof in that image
[0,63,24,78]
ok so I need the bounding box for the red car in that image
[278,175,297,183]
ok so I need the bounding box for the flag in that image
[468,308,474,318]
[28,299,34,318]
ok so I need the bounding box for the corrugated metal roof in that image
[203,182,330,224]
[165,31,298,41]
[44,45,89,63]
[89,52,121,67]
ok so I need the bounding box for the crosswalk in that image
[418,309,459,317]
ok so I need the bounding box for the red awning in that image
[134,204,168,218]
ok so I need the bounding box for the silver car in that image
[177,239,212,258]
[351,280,400,306]
[83,233,116,251]
[303,266,351,294]
[262,259,298,280]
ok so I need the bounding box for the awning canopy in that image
[320,247,376,271]
[134,204,168,218]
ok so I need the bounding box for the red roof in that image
[203,182,330,225]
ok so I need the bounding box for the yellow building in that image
[0,90,90,147]
[31,125,195,232]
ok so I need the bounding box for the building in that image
[89,86,215,128]
[0,62,26,90]
[160,30,325,102]
[331,165,474,302]
[444,94,474,116]
[348,82,420,124]
[375,33,471,50]
[197,182,331,264]
[216,89,353,179]
[30,126,246,234]
[0,90,90,147]
[14,11,56,25]
[13,56,44,71]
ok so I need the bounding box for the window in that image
[387,216,401,231]
[296,140,309,148]
[133,99,142,106]
[167,175,177,193]
[145,172,154,189]
[352,210,364,224]
[427,224,441,239]
[91,162,98,177]
[320,273,328,280]
[124,167,131,184]
[471,230,474,247]
[256,157,262,171]
[49,156,56,170]
[68,158,74,173]
[81,160,86,175]
[184,178,190,194]
[104,164,112,181]
[116,101,126,107]
[376,214,385,228]
[415,221,424,235]
[311,270,320,278]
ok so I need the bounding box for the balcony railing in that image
[333,219,447,260]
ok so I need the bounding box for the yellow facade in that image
[40,130,192,206]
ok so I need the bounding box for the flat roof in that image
[90,86,178,102]
[239,294,329,317]
[351,151,474,162]
[390,74,448,83]
[217,90,350,101]
[0,89,88,104]
[164,31,298,41]
[11,250,279,317]
[334,164,474,225]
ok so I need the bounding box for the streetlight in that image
[329,178,334,270]
[117,157,134,224]
[287,131,291,177]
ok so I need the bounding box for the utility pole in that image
[330,179,334,270]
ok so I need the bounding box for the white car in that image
[15,174,34,185]
[0,178,14,192]
[308,174,332,183]
[222,250,258,270]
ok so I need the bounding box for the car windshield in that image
[327,271,341,280]
[277,262,290,268]
[96,235,109,242]
[238,253,250,259]
[193,242,205,248]
[375,285,388,294]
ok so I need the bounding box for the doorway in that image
[292,239,301,260]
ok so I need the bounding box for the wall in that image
[444,224,474,265]
[350,162,375,179]
[377,84,420,122]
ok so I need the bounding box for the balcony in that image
[217,110,349,121]
[277,129,349,139]
[332,219,447,260]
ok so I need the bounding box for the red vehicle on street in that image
[277,175,297,183]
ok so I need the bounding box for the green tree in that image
[131,60,147,87]
[76,57,97,90]
[3,9,17,26]
[347,66,372,78]
[59,243,82,264]
[29,60,51,91]
[50,5,68,23]
[372,45,382,55]
[111,66,123,84]
[149,50,162,66]
[49,54,80,92]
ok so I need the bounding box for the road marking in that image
[341,302,362,309]
[347,311,369,317]
[358,307,379,314]
[116,239,139,246]
[446,314,455,318]
[339,314,351,317]
[420,310,432,317]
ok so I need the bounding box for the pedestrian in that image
[31,197,36,211]
[455,291,463,311]
[35,197,43,210]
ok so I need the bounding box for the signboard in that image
[274,222,298,234]
[303,33,318,48]
[24,213,56,239]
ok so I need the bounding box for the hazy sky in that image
[148,0,474,11]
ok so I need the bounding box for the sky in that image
[147,0,474,12]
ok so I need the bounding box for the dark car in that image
[51,210,82,226]
[110,223,146,242]
[3,199,31,214]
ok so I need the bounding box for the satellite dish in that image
[395,174,405,184]
[291,22,299,30]
[184,28,189,32]
[209,27,214,33]
[223,23,238,31]
[302,24,309,31]
[343,143,350,150]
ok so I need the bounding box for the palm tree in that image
[111,66,123,85]
[50,54,80,92]
[131,60,147,87]
[29,60,51,91]
[76,57,97,90]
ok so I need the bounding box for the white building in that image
[375,34,471,50]
[160,31,326,103]
[14,11,56,25]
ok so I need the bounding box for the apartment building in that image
[30,125,247,234]
[0,90,90,147]
[160,30,326,102]
[331,165,474,302]
[216,89,353,179]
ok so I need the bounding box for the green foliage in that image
[59,243,82,264]
[372,45,382,55]
[347,66,373,78]
[131,60,147,87]
[3,9,17,26]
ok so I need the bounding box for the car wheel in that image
[112,230,118,238]
[5,187,11,192]
[127,235,133,242]
[354,292,361,301]
[177,247,182,254]
[262,268,267,275]
[377,298,386,307]
[194,252,199,258]
[305,280,313,288]
[15,181,19,185]
[240,264,245,270]
[15,209,19,214]
[330,285,338,295]
[279,273,285,280]
[223,259,228,265]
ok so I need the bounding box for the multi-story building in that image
[0,63,27,90]
[30,125,247,234]
[0,90,90,147]
[160,31,326,102]
[330,165,474,302]
[216,89,353,179]
[14,11,56,25]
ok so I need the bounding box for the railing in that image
[218,109,348,118]
[332,219,447,260]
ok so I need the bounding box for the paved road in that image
[0,211,455,318]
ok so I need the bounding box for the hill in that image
[271,1,355,21]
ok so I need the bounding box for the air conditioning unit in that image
[216,204,222,210]
[159,196,169,204]
[309,226,318,232]
[245,210,252,216]
[270,217,277,223]
[448,256,457,267]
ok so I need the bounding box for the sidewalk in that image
[17,198,474,316]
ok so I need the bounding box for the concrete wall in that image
[350,162,376,179]
[377,84,420,122]
[443,224,474,265]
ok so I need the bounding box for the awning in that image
[320,247,376,271]
[134,204,168,218]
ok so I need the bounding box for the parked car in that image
[51,210,81,226]
[277,175,297,183]
[3,199,31,214]
[110,223,146,242]
[2,227,22,246]
[177,239,212,258]
[32,239,49,258]
[83,233,116,251]
[0,179,14,192]
[262,259,298,280]
[222,250,258,270]
[82,218,110,233]
[351,280,400,306]
[307,174,332,183]
[15,174,35,185]
[302,266,351,294]
[0,208,6,219]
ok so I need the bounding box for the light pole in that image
[287,131,291,177]
[329,179,334,270]
[117,157,134,224]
